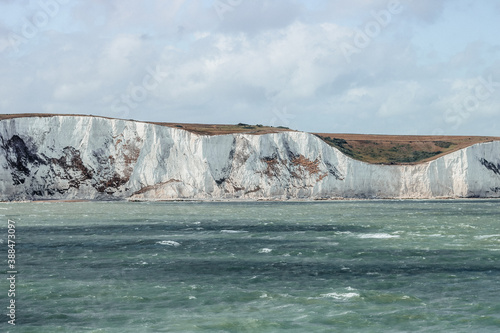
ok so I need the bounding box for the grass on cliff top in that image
[1,114,499,165]
[0,114,291,136]
[150,122,292,135]
[314,133,500,165]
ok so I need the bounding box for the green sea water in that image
[1,200,500,332]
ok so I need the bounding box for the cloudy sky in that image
[1,0,499,135]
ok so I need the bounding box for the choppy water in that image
[1,200,500,332]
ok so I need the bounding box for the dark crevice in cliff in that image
[282,140,298,161]
[2,135,44,185]
[324,161,344,180]
[0,135,128,197]
[212,138,236,187]
[215,177,226,185]
[479,158,500,176]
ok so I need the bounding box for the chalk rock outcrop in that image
[1,115,499,201]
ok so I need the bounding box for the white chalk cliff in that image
[1,115,499,201]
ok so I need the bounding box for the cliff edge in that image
[1,115,499,201]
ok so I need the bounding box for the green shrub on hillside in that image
[434,141,454,149]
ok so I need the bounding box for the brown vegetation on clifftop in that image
[1,113,499,165]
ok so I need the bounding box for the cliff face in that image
[1,116,499,201]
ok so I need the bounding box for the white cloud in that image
[0,0,498,135]
[378,81,420,117]
[53,80,101,102]
[98,34,144,78]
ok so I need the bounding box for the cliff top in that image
[1,113,499,165]
[314,133,500,165]
[0,113,291,136]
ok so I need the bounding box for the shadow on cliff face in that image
[2,135,43,185]
[1,134,127,199]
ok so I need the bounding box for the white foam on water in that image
[156,240,181,247]
[294,314,309,320]
[259,248,273,253]
[474,235,500,240]
[221,230,248,234]
[459,223,477,229]
[358,233,400,239]
[408,233,443,238]
[320,292,360,300]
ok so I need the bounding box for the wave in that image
[156,240,181,247]
[221,230,248,234]
[357,233,400,239]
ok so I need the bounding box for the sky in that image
[0,0,499,135]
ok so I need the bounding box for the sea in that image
[1,200,500,332]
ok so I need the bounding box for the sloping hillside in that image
[2,113,498,165]
[314,133,500,164]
